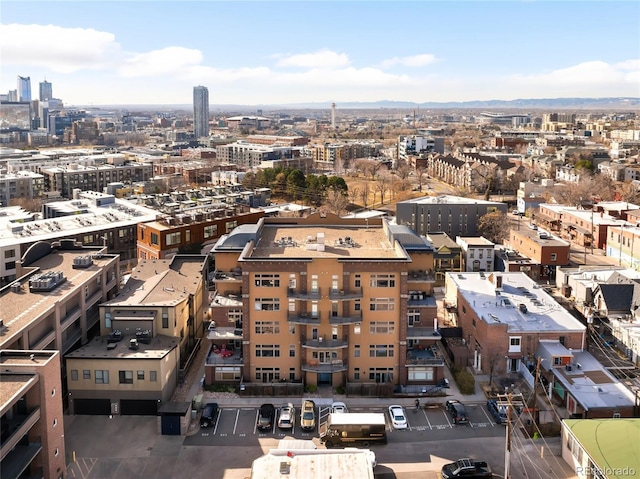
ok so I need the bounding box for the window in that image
[150,233,159,245]
[550,253,557,261]
[255,321,280,334]
[370,274,396,288]
[255,345,280,357]
[4,249,16,259]
[162,308,169,328]
[166,232,181,246]
[369,368,394,382]
[554,357,562,366]
[95,370,109,384]
[185,230,191,242]
[254,298,280,311]
[289,345,295,357]
[509,336,521,353]
[354,345,360,358]
[5,261,15,270]
[369,344,394,357]
[71,370,78,381]
[354,300,361,311]
[408,309,420,324]
[369,321,396,334]
[150,371,157,382]
[204,224,218,238]
[408,367,434,381]
[369,298,395,311]
[83,370,91,379]
[225,220,237,233]
[119,370,134,384]
[354,274,361,288]
[254,274,280,287]
[255,367,280,382]
[137,370,145,380]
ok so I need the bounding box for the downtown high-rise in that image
[193,85,210,139]
[40,80,53,101]
[17,75,31,102]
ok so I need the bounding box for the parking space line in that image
[422,409,433,430]
[442,410,453,428]
[252,409,258,435]
[213,410,221,435]
[480,406,495,426]
[233,409,240,435]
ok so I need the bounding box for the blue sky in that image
[1,1,639,106]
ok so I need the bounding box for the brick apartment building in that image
[206,213,445,390]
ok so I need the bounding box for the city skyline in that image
[1,1,639,107]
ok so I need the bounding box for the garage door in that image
[161,416,181,435]
[120,399,158,415]
[74,399,111,415]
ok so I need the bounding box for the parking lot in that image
[185,400,505,447]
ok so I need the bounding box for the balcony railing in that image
[287,313,321,325]
[328,289,363,301]
[212,270,242,282]
[287,288,322,300]
[302,360,348,372]
[0,407,40,457]
[408,270,436,282]
[0,436,42,479]
[328,312,362,325]
[302,338,348,349]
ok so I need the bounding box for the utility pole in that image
[504,397,511,479]
[533,356,542,429]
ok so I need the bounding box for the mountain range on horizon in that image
[74,97,640,112]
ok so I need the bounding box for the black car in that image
[200,402,219,428]
[445,399,469,425]
[257,403,276,431]
[486,399,508,425]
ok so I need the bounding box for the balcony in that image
[328,289,363,301]
[407,327,442,340]
[328,312,362,325]
[60,305,81,327]
[302,360,348,373]
[287,288,322,300]
[287,312,321,325]
[212,269,243,283]
[0,407,40,459]
[0,437,42,479]
[302,338,348,349]
[407,291,437,307]
[206,344,244,366]
[407,270,435,283]
[406,345,445,367]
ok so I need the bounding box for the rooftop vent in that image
[10,282,22,293]
[29,271,66,292]
[72,255,94,269]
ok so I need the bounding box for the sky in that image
[1,1,639,107]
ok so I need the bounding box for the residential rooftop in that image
[248,225,405,260]
[399,195,506,206]
[448,271,586,333]
[65,333,179,360]
[0,248,118,348]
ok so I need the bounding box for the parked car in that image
[388,405,408,429]
[300,400,316,431]
[445,400,469,425]
[257,403,276,431]
[277,403,295,429]
[331,401,348,414]
[486,399,508,425]
[441,458,492,478]
[200,402,219,428]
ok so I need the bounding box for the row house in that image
[206,214,444,390]
[504,225,571,281]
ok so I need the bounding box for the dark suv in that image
[200,402,219,428]
[445,400,469,425]
[257,403,276,431]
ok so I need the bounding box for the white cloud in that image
[511,60,640,87]
[0,23,121,73]
[275,49,350,69]
[118,47,203,77]
[380,54,437,69]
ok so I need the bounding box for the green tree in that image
[286,169,306,201]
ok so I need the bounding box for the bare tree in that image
[9,197,42,212]
[359,183,370,210]
[325,189,349,217]
[376,174,390,206]
[617,181,640,205]
[348,186,360,208]
[478,211,511,244]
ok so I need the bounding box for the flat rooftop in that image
[399,195,504,206]
[0,251,118,348]
[449,272,586,333]
[512,225,570,247]
[0,374,37,408]
[249,225,404,260]
[65,334,179,360]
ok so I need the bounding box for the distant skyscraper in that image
[193,86,210,139]
[39,80,53,101]
[17,76,31,102]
